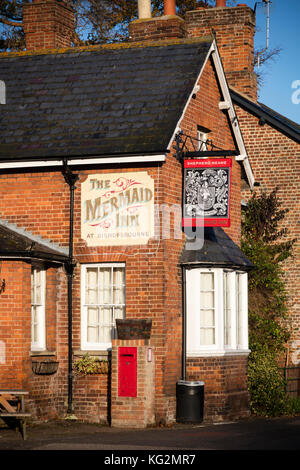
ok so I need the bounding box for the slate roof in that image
[230,88,300,144]
[180,227,255,270]
[0,39,213,161]
[0,218,69,263]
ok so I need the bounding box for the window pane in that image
[84,265,125,347]
[236,274,243,346]
[32,268,42,305]
[99,268,111,304]
[201,292,214,309]
[33,324,38,344]
[32,306,38,343]
[200,328,215,345]
[200,272,215,345]
[99,307,113,343]
[224,273,231,346]
[87,307,98,326]
[31,271,34,304]
[86,268,98,304]
[114,306,125,320]
[113,268,125,304]
[87,326,99,343]
[200,272,214,291]
[31,267,45,350]
[200,309,214,327]
[87,307,99,343]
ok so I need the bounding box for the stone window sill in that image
[30,351,56,357]
[73,350,110,359]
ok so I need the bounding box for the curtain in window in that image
[85,266,125,345]
[200,272,215,345]
[31,267,45,349]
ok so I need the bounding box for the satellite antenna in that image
[255,0,271,68]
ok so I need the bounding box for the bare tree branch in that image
[0,16,22,27]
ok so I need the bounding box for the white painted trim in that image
[210,41,255,189]
[186,267,249,356]
[226,271,237,350]
[239,272,249,350]
[81,262,126,352]
[31,267,46,352]
[0,154,166,170]
[187,350,251,358]
[218,101,230,110]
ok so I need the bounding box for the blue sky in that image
[245,0,300,124]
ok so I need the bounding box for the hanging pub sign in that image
[182,158,232,227]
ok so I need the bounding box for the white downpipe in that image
[138,0,152,19]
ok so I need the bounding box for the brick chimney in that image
[23,0,75,51]
[129,0,185,42]
[185,4,257,101]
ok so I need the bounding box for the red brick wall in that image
[0,52,246,423]
[111,340,155,428]
[73,372,110,424]
[0,171,69,247]
[129,16,185,42]
[0,261,31,389]
[187,355,250,421]
[185,6,257,101]
[0,260,67,419]
[23,0,74,51]
[179,56,242,244]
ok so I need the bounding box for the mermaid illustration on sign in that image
[185,168,229,218]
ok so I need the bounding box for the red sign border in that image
[182,158,232,228]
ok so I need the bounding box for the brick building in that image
[0,0,262,426]
[184,2,300,362]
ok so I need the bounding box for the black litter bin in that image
[176,380,204,424]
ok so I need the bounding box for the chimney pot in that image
[216,0,227,6]
[164,0,176,16]
[138,0,152,19]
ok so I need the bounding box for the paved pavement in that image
[0,416,299,452]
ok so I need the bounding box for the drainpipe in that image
[62,159,79,415]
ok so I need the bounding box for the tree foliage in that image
[241,188,296,416]
[242,188,295,354]
[0,0,28,50]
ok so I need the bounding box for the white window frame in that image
[186,267,249,357]
[81,263,126,351]
[31,266,46,351]
[197,130,208,151]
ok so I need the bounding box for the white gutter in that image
[0,154,166,170]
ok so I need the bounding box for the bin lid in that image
[177,380,205,386]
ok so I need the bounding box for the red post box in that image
[118,347,137,397]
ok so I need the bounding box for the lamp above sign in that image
[182,158,232,227]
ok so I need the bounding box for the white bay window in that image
[186,268,249,356]
[81,263,125,350]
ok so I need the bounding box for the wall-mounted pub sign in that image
[81,172,154,246]
[182,158,232,227]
